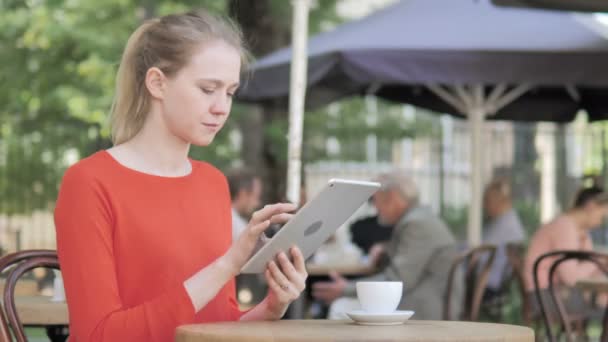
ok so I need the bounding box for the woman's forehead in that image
[183,40,241,82]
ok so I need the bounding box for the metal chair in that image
[532,250,608,342]
[505,243,536,326]
[444,244,497,321]
[0,250,62,342]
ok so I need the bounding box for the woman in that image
[523,186,608,319]
[54,10,307,341]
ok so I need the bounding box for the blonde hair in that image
[110,10,250,145]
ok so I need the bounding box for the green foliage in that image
[441,205,469,240]
[513,200,541,236]
[0,0,236,214]
[303,97,437,162]
[0,0,434,215]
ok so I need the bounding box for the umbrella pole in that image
[468,99,485,247]
[427,84,532,245]
[286,0,310,207]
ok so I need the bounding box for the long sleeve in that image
[55,166,195,342]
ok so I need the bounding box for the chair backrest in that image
[0,250,59,342]
[444,244,497,321]
[505,242,534,325]
[532,250,608,342]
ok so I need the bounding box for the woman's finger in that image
[277,252,304,291]
[269,213,293,225]
[290,246,307,275]
[251,203,296,225]
[268,260,291,291]
[265,269,285,295]
[265,269,298,299]
[246,219,271,237]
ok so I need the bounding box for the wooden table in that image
[0,279,39,296]
[176,320,534,342]
[577,277,608,293]
[14,295,68,325]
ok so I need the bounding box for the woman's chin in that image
[191,134,216,147]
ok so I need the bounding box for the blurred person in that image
[482,178,526,293]
[349,215,393,256]
[523,186,608,318]
[54,10,307,342]
[227,168,263,241]
[312,170,462,320]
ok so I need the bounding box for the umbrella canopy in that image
[493,0,608,13]
[237,0,608,245]
[239,0,608,121]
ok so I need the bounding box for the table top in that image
[175,319,535,342]
[577,277,608,293]
[0,279,39,296]
[14,295,69,325]
[306,263,376,276]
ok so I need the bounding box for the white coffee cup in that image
[356,281,402,314]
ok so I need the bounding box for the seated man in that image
[226,168,262,241]
[226,168,265,308]
[312,170,462,320]
[482,178,526,294]
[523,186,608,318]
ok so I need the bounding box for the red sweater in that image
[54,151,242,342]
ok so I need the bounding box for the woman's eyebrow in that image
[197,78,240,89]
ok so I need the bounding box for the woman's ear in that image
[145,67,166,100]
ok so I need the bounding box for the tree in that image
[229,0,343,202]
[0,0,234,214]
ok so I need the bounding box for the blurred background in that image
[2,0,607,252]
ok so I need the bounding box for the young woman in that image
[54,10,307,341]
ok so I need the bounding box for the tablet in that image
[240,178,381,274]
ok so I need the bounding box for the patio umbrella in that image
[492,0,608,12]
[238,0,608,245]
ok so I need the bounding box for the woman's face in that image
[583,201,608,229]
[160,39,241,146]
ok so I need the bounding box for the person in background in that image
[312,170,462,320]
[54,10,307,342]
[523,186,608,318]
[349,215,393,256]
[482,178,526,294]
[226,168,263,241]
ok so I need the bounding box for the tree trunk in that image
[230,0,290,203]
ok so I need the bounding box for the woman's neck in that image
[110,112,192,177]
[565,210,589,234]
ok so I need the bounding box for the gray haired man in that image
[312,170,462,320]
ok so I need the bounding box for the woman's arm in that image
[56,167,196,342]
[184,204,297,312]
[239,247,308,321]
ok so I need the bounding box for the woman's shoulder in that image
[190,159,228,183]
[61,151,113,184]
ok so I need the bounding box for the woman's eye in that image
[201,88,215,95]
[227,92,235,98]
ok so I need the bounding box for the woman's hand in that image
[263,246,308,319]
[222,203,296,275]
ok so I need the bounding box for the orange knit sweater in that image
[54,151,242,342]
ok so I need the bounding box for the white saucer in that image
[345,310,414,326]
